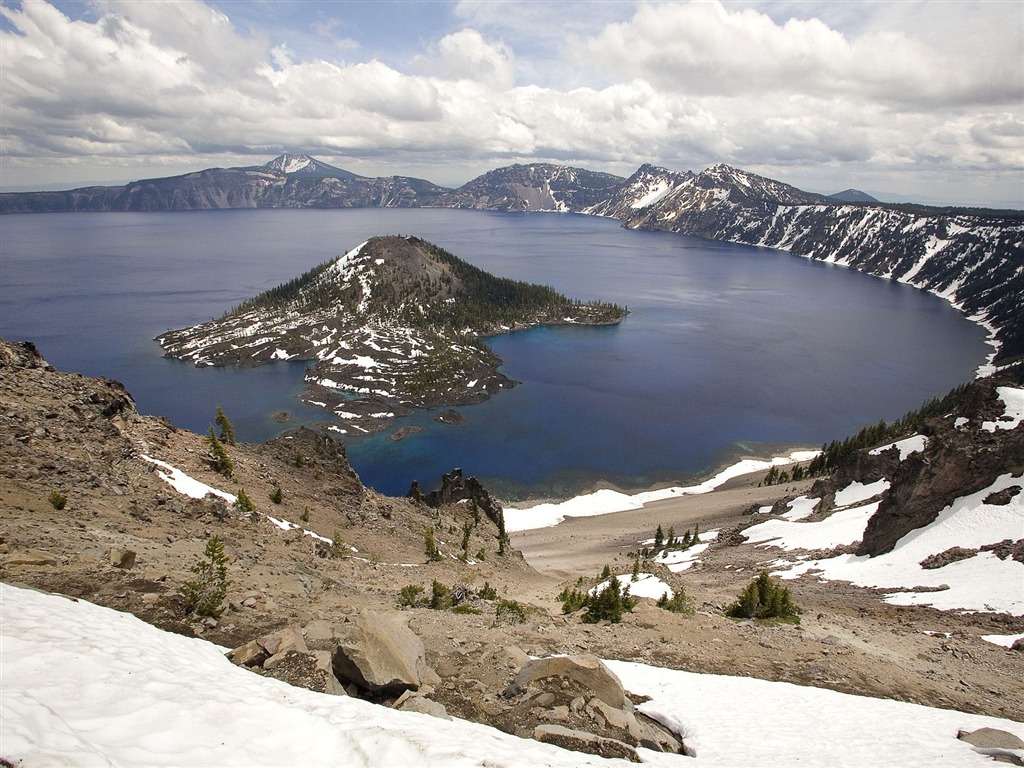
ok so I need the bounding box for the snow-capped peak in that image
[264,154,315,174]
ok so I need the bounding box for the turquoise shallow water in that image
[0,208,989,499]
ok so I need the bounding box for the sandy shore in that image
[510,464,817,581]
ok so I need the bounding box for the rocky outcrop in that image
[331,611,427,698]
[858,377,1024,556]
[409,467,505,527]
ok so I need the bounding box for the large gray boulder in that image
[505,654,627,709]
[331,610,426,697]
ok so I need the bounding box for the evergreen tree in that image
[726,571,800,622]
[233,488,256,514]
[654,524,664,549]
[460,522,472,561]
[215,405,236,445]
[497,509,509,556]
[206,427,233,477]
[269,485,283,504]
[631,555,641,582]
[667,525,676,548]
[180,536,230,618]
[424,527,442,562]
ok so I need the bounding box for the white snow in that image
[834,478,890,507]
[141,455,236,503]
[772,473,1024,615]
[4,582,1021,768]
[630,180,672,209]
[591,573,674,601]
[869,435,928,460]
[506,450,819,532]
[781,495,818,521]
[744,502,880,551]
[981,632,1024,648]
[982,387,1024,432]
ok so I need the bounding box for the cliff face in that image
[831,373,1024,557]
[622,165,1024,363]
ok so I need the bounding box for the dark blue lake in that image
[0,209,989,500]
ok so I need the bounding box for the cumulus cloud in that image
[0,0,1021,206]
[570,1,1022,108]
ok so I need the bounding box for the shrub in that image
[399,583,426,608]
[478,581,498,601]
[180,536,230,618]
[657,588,692,614]
[48,490,67,510]
[726,571,800,623]
[300,507,310,523]
[269,486,283,504]
[495,599,528,625]
[452,604,482,615]
[429,579,452,610]
[233,488,256,514]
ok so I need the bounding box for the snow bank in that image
[869,434,927,460]
[771,473,1024,615]
[141,455,236,503]
[3,584,1021,768]
[983,386,1024,432]
[506,450,819,532]
[607,660,1023,768]
[0,584,650,768]
[744,502,880,551]
[591,573,673,600]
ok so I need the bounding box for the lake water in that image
[0,208,989,500]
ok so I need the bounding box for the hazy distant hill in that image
[829,188,880,204]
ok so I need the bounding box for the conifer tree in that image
[497,509,509,556]
[425,527,442,562]
[206,427,233,477]
[215,405,236,445]
[180,536,230,618]
[631,555,641,582]
[654,524,664,549]
[667,525,676,548]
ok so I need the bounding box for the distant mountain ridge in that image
[4,154,1021,363]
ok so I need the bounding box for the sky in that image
[0,0,1022,207]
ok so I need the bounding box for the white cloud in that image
[414,28,515,89]
[0,0,1021,207]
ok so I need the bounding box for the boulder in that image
[331,610,426,697]
[958,728,1024,750]
[533,724,640,763]
[108,548,136,569]
[227,640,268,668]
[505,655,627,709]
[257,625,308,658]
[397,695,451,720]
[958,728,1024,766]
[4,549,59,567]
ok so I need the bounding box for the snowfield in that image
[758,473,1024,615]
[2,583,1021,768]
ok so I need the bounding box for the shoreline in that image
[503,448,819,532]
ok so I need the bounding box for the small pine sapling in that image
[269,485,283,504]
[180,536,230,618]
[424,527,442,562]
[48,490,67,510]
[206,427,233,477]
[654,524,664,550]
[233,488,256,514]
[215,405,236,445]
